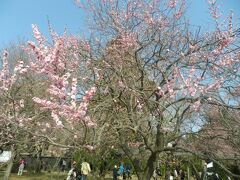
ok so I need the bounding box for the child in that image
[17,158,25,176]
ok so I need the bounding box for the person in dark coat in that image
[126,164,132,179]
[180,169,185,180]
[113,165,118,180]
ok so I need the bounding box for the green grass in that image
[4,172,67,180]
[0,172,139,180]
[3,172,116,180]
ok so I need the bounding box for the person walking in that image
[118,162,125,180]
[126,164,132,179]
[113,165,118,180]
[66,161,77,180]
[17,158,25,176]
[81,159,91,180]
[61,159,67,172]
[153,169,158,180]
[153,167,161,180]
[180,169,185,180]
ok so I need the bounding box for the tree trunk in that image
[165,156,170,180]
[133,160,142,180]
[121,145,157,180]
[3,147,15,180]
[187,166,190,180]
[120,144,143,180]
[142,152,157,180]
[191,162,201,180]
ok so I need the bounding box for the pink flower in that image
[128,142,143,148]
[192,100,201,112]
[189,87,197,97]
[32,24,45,44]
[86,121,97,127]
[174,11,183,19]
[168,0,177,8]
[45,123,51,128]
[51,112,64,128]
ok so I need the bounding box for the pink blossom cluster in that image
[168,0,177,8]
[27,25,97,128]
[174,11,183,19]
[0,51,10,91]
[208,0,222,19]
[144,12,154,25]
[51,112,64,128]
[128,141,143,148]
[14,61,29,75]
[175,65,224,99]
[32,24,45,45]
[83,86,97,102]
[32,97,58,110]
[116,32,137,51]
[0,51,29,92]
[16,116,33,128]
[191,99,201,112]
[154,64,226,112]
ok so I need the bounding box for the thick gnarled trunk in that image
[142,152,157,180]
[132,123,165,180]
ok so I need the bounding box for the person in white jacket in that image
[81,159,91,180]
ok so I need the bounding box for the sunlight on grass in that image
[8,172,67,180]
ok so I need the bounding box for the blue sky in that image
[0,0,239,49]
[0,0,86,48]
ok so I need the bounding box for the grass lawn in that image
[3,172,67,180]
[6,172,137,180]
[2,172,116,180]
[0,171,139,180]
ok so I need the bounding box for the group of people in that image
[172,169,186,180]
[152,167,185,180]
[113,162,132,180]
[66,159,91,180]
[112,163,186,180]
[170,169,185,180]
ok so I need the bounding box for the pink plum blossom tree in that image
[0,0,240,179]
[74,0,240,179]
[25,25,98,150]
